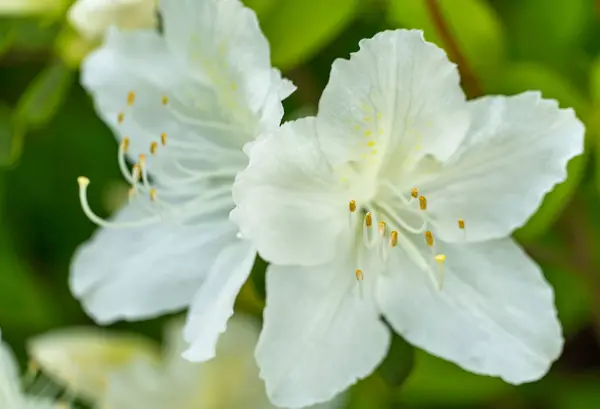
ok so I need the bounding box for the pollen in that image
[410,187,418,198]
[121,137,130,153]
[162,95,169,105]
[371,149,377,155]
[425,230,434,246]
[367,141,376,147]
[419,195,427,210]
[150,141,158,155]
[149,188,157,201]
[364,130,372,137]
[77,176,89,187]
[458,219,465,229]
[127,91,135,106]
[117,112,124,124]
[365,212,372,227]
[349,199,357,213]
[390,231,398,247]
[161,132,168,145]
[434,254,446,263]
[355,269,364,281]
[378,221,386,235]
[138,154,147,165]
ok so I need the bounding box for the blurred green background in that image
[1,0,600,408]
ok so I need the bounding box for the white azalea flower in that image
[72,0,294,362]
[28,317,342,409]
[0,331,66,409]
[68,0,158,40]
[232,29,584,407]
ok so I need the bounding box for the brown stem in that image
[424,0,483,98]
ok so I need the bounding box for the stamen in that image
[77,176,162,228]
[150,141,158,155]
[131,164,141,181]
[425,230,434,247]
[349,199,356,212]
[139,154,147,165]
[127,91,135,106]
[150,188,157,201]
[117,112,124,124]
[162,95,169,105]
[458,219,465,229]
[410,187,418,198]
[390,231,398,247]
[355,269,363,281]
[122,137,130,153]
[419,195,427,210]
[161,132,168,146]
[434,254,446,290]
[378,221,386,236]
[365,212,372,227]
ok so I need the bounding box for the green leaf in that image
[261,0,359,70]
[485,63,590,243]
[14,59,74,129]
[0,102,25,167]
[398,350,512,405]
[243,0,276,19]
[377,332,414,388]
[249,254,268,301]
[387,0,506,84]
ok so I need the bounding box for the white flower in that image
[27,317,343,409]
[72,0,294,362]
[0,331,65,409]
[68,0,158,40]
[231,29,584,408]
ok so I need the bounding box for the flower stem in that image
[424,0,483,98]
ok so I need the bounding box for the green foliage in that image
[388,0,506,84]
[0,102,25,167]
[261,0,359,70]
[377,333,415,388]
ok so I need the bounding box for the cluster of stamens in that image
[350,187,465,291]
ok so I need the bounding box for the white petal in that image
[232,117,349,266]
[317,29,469,167]
[159,0,287,129]
[256,260,390,408]
[181,240,256,362]
[27,327,160,402]
[70,204,237,323]
[378,237,563,384]
[0,341,24,408]
[419,92,585,242]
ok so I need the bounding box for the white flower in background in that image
[0,330,66,409]
[68,0,158,40]
[232,29,584,407]
[28,317,342,409]
[72,0,294,362]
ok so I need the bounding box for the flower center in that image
[77,90,240,229]
[349,180,465,291]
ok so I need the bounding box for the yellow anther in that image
[149,188,157,201]
[355,269,364,281]
[349,200,356,213]
[162,95,169,105]
[419,195,427,210]
[364,130,372,137]
[458,219,465,229]
[117,112,124,124]
[150,141,158,155]
[367,141,376,147]
[390,231,398,247]
[378,221,386,235]
[122,137,130,153]
[127,91,135,106]
[138,154,146,164]
[425,230,434,247]
[434,254,446,264]
[77,176,89,186]
[160,132,167,146]
[365,212,372,227]
[410,187,418,199]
